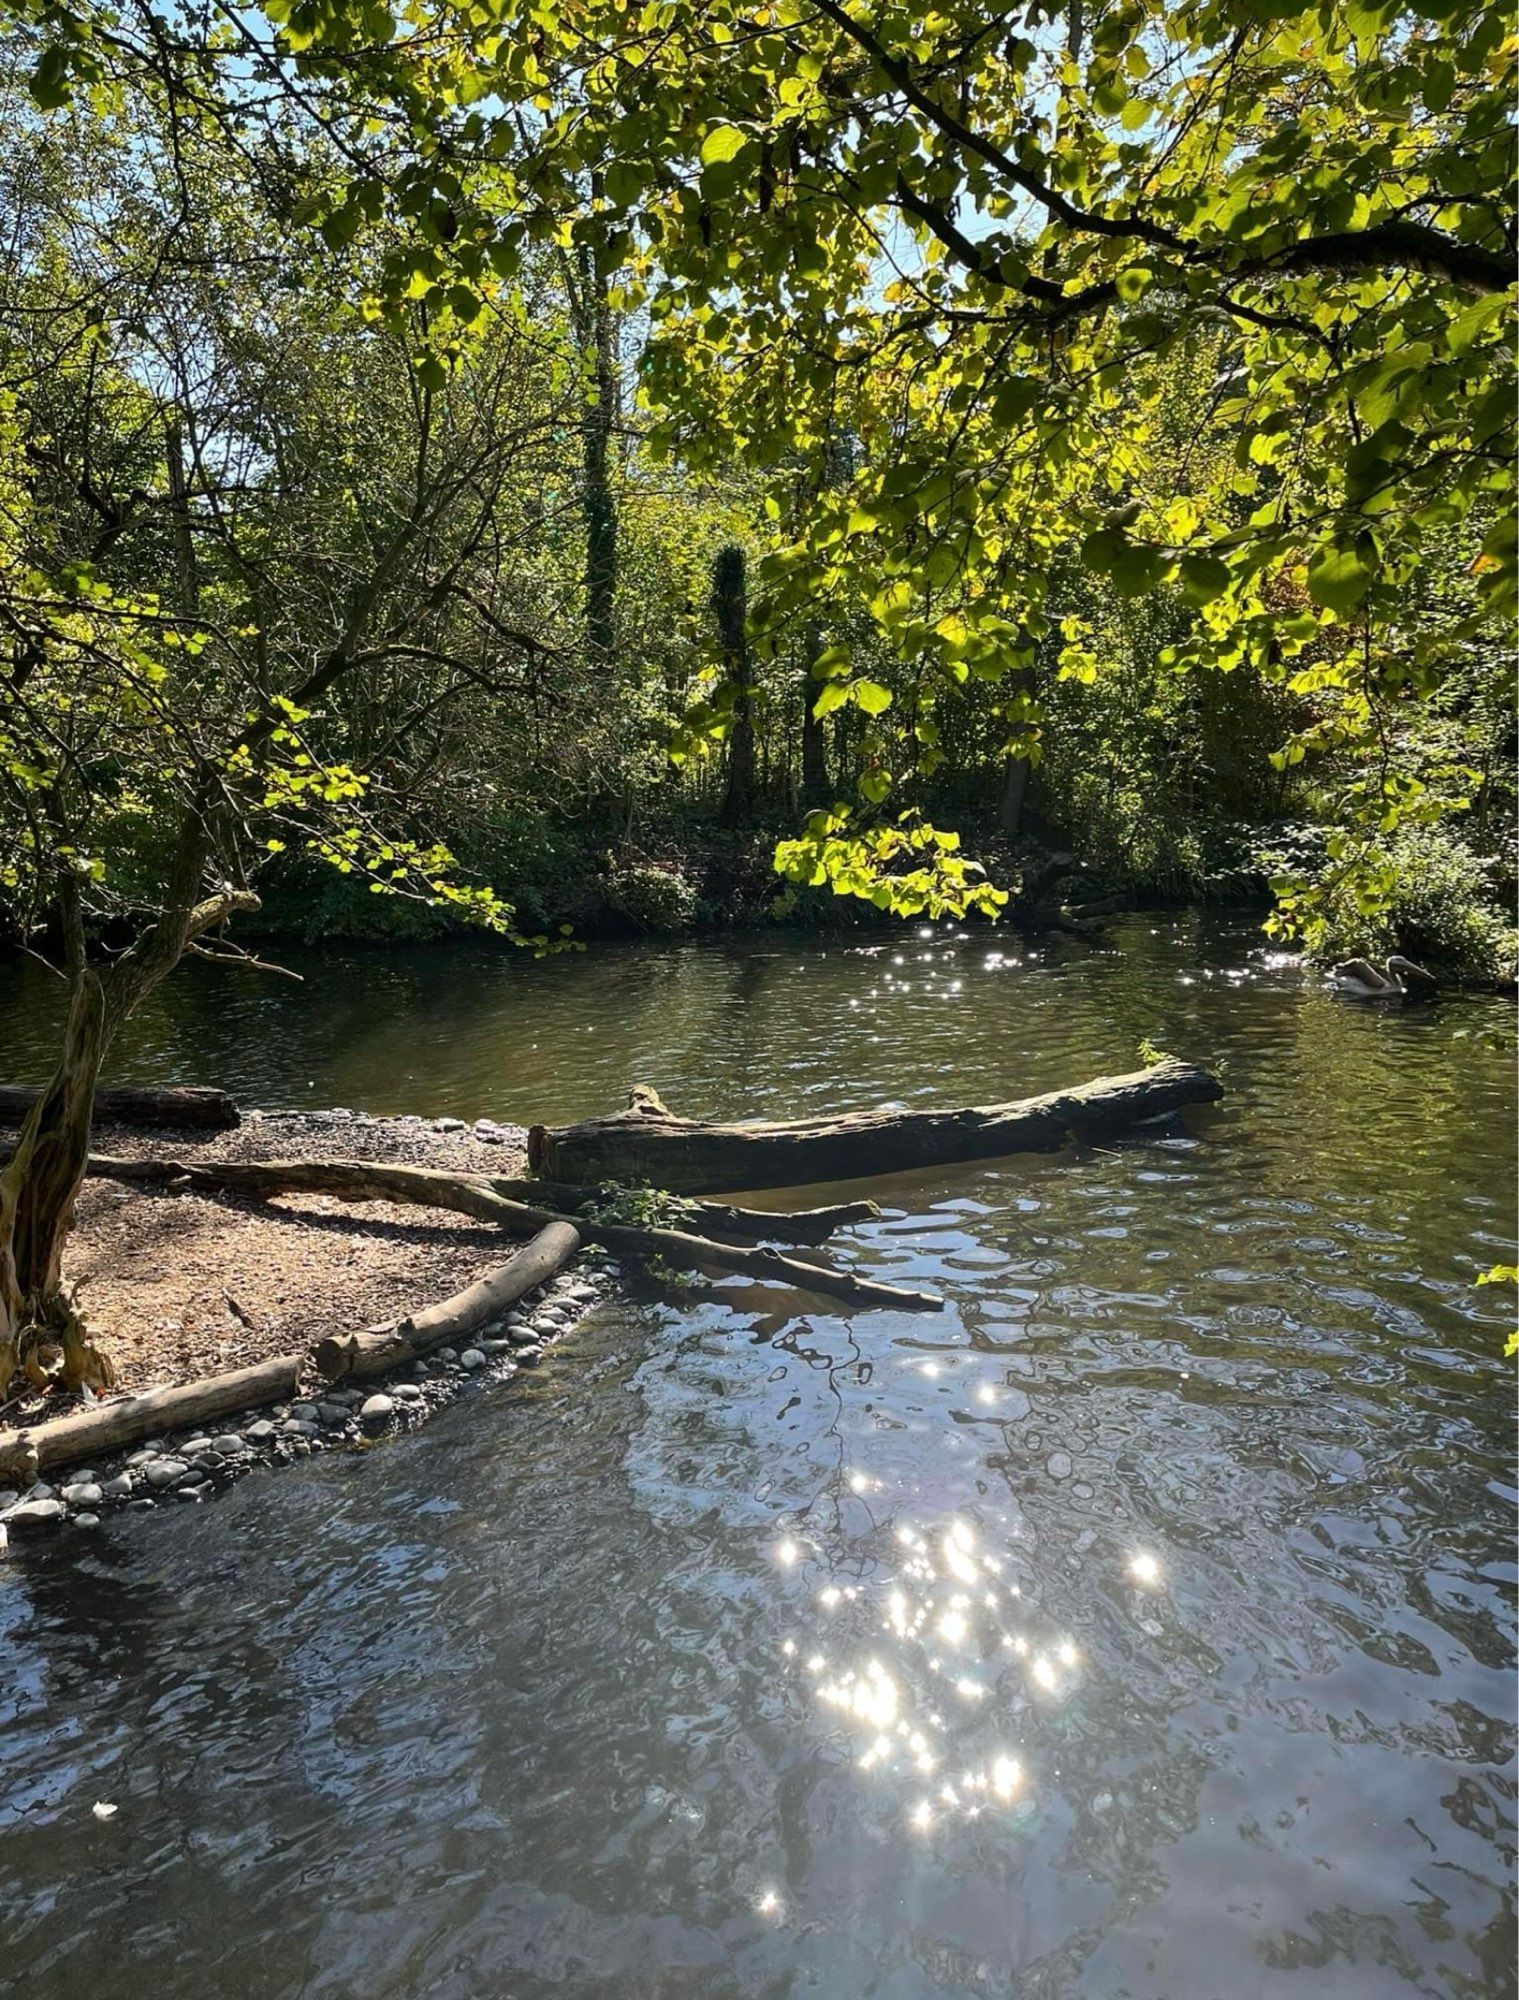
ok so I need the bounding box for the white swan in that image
[1329,954,1438,1001]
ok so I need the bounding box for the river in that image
[0,915,1514,1998]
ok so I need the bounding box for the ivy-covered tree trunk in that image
[577,232,619,665]
[800,625,830,806]
[0,968,116,1398]
[714,543,757,823]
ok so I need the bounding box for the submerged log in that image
[315,1220,581,1380]
[527,1058,1224,1194]
[0,1083,238,1131]
[87,1156,940,1313]
[0,1351,301,1487]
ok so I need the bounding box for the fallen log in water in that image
[314,1220,581,1381]
[0,1351,301,1488]
[486,1178,880,1245]
[88,1155,941,1314]
[0,1082,239,1130]
[526,1059,1224,1194]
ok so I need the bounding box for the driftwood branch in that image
[86,1155,942,1313]
[314,1220,581,1381]
[0,1351,301,1486]
[487,1178,881,1244]
[526,1058,1224,1193]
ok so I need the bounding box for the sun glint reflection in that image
[776,1509,1111,1835]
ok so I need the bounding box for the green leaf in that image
[1306,545,1377,615]
[700,125,747,166]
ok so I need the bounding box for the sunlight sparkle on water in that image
[775,1537,800,1567]
[1128,1550,1163,1587]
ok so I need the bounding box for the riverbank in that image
[0,1108,614,1540]
[29,1109,534,1402]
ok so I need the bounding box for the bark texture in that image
[314,1220,581,1380]
[0,1083,239,1131]
[528,1059,1224,1193]
[0,1351,302,1487]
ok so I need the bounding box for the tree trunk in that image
[713,544,757,823]
[0,1083,238,1131]
[997,749,1032,837]
[528,1060,1224,1194]
[0,971,115,1397]
[578,232,618,665]
[800,627,831,806]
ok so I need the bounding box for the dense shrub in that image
[1304,825,1516,987]
[608,862,699,933]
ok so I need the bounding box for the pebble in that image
[101,1474,134,1499]
[506,1327,540,1349]
[145,1459,190,1489]
[1046,1451,1074,1481]
[292,1404,321,1423]
[436,1347,458,1363]
[4,1498,66,1528]
[243,1421,278,1444]
[479,1339,513,1355]
[460,1349,486,1371]
[281,1419,317,1439]
[127,1498,156,1512]
[434,1116,466,1132]
[360,1394,395,1423]
[213,1435,247,1457]
[514,1345,544,1366]
[74,1512,101,1528]
[391,1384,424,1403]
[317,1404,350,1426]
[61,1482,103,1507]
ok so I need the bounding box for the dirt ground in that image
[3,1109,530,1410]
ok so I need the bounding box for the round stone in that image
[74,1513,101,1528]
[460,1349,486,1371]
[213,1435,247,1456]
[391,1383,424,1403]
[242,1421,277,1444]
[62,1482,103,1507]
[4,1498,65,1528]
[360,1394,395,1423]
[436,1347,458,1363]
[145,1459,189,1489]
[100,1474,134,1499]
[1046,1451,1074,1481]
[514,1345,544,1366]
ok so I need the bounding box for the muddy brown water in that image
[0,916,1514,1998]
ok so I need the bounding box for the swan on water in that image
[1328,954,1438,1000]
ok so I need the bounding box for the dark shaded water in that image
[1,917,1514,1999]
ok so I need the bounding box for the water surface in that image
[1,917,1514,1998]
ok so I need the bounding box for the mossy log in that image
[0,1083,238,1131]
[87,1155,942,1313]
[0,1351,301,1488]
[315,1219,582,1381]
[526,1059,1225,1194]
